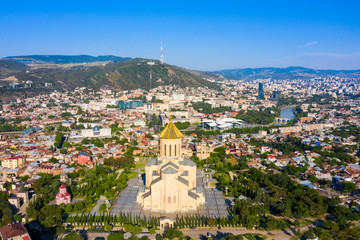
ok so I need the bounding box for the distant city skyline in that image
[1,0,360,71]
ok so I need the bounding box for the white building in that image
[81,126,112,138]
[202,118,245,130]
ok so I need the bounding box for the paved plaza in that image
[110,169,229,218]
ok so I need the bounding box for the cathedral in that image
[136,120,205,213]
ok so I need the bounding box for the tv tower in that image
[160,40,164,64]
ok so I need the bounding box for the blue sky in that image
[1,0,360,70]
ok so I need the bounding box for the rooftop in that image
[159,120,183,139]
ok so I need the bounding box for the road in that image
[181,225,311,240]
[59,225,311,240]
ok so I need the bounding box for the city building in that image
[81,126,111,138]
[136,120,205,213]
[195,142,211,160]
[0,223,31,240]
[202,118,245,130]
[77,151,91,165]
[272,90,281,100]
[1,156,25,169]
[258,83,265,100]
[8,197,21,208]
[117,100,143,110]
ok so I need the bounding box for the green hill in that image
[0,59,28,78]
[5,55,131,65]
[15,58,219,91]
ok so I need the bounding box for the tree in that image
[54,132,64,148]
[163,228,184,240]
[49,157,58,164]
[107,232,124,240]
[293,219,300,230]
[3,182,11,190]
[155,234,163,240]
[66,204,73,212]
[342,181,356,193]
[308,175,319,183]
[60,149,68,154]
[77,107,84,115]
[73,201,85,211]
[302,229,316,239]
[105,223,113,231]
[83,198,94,205]
[13,214,22,222]
[125,224,142,234]
[95,139,104,148]
[99,203,107,213]
[0,192,9,200]
[0,198,12,226]
[207,218,217,228]
[61,112,73,118]
[63,141,71,148]
[63,231,84,240]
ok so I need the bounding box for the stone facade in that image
[137,121,205,213]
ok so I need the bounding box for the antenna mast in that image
[160,40,164,64]
[150,69,152,90]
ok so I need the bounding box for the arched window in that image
[168,196,171,204]
[164,144,166,156]
[169,144,172,156]
[175,145,177,156]
[173,195,176,203]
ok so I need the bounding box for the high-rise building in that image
[117,100,143,110]
[258,83,265,100]
[272,91,281,100]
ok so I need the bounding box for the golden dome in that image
[159,120,183,139]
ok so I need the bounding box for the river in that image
[280,107,295,119]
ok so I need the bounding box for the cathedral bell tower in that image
[159,119,182,158]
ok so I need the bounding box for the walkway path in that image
[90,199,106,216]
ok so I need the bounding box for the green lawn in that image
[67,202,97,214]
[127,172,138,179]
[225,157,238,165]
[135,163,145,169]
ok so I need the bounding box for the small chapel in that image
[56,184,71,205]
[136,120,205,213]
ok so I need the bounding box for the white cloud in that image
[298,41,319,48]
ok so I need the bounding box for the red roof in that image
[8,156,24,160]
[0,223,29,240]
[59,184,66,189]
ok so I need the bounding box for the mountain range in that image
[212,66,360,80]
[1,54,360,103]
[0,56,219,103]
